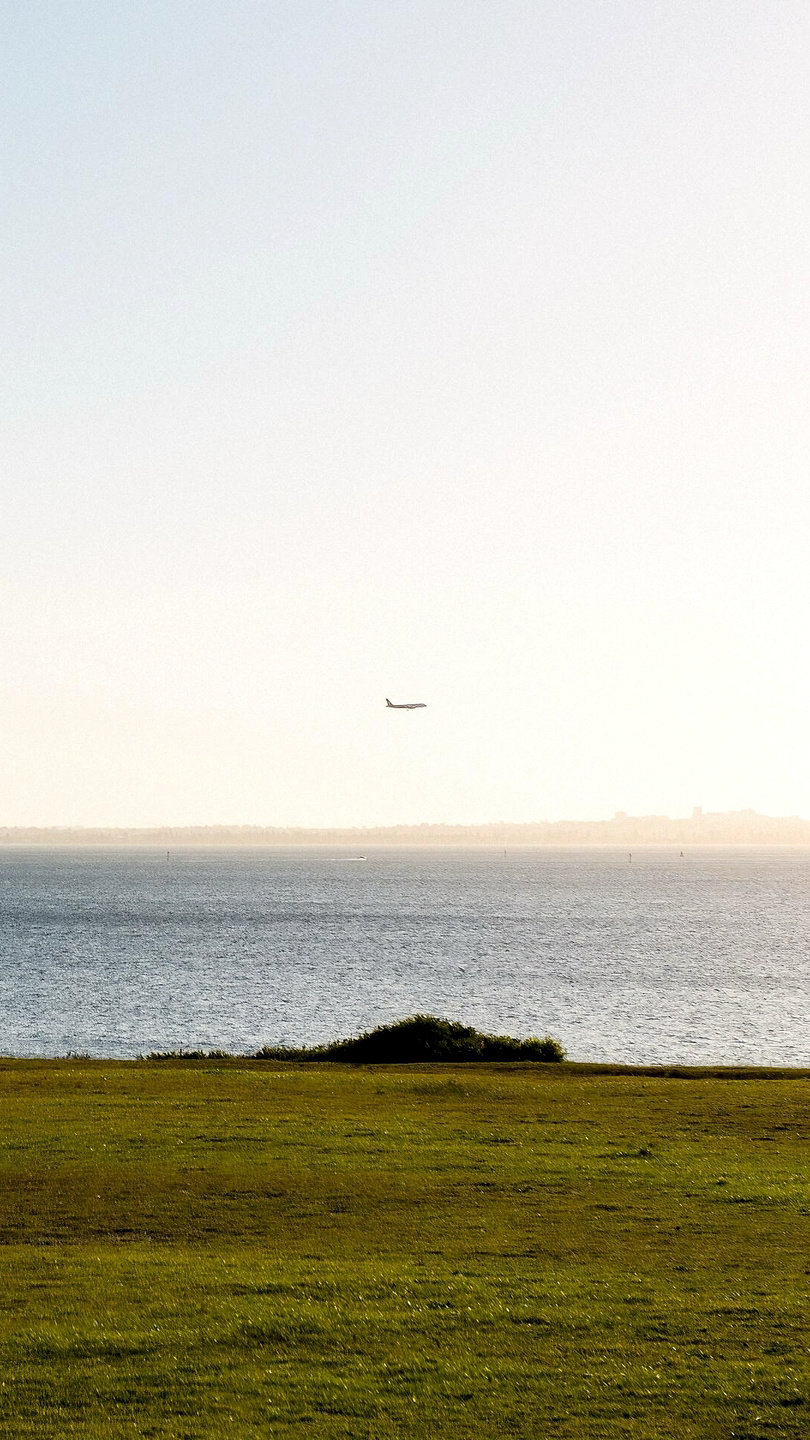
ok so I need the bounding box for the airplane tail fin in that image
[385,698,392,707]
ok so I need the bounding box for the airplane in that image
[386,697,426,710]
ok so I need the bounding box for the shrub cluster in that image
[255,1014,565,1064]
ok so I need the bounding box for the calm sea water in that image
[0,847,808,1064]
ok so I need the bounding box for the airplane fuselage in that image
[386,698,426,709]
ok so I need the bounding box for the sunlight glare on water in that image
[0,847,808,1064]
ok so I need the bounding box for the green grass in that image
[0,1061,808,1438]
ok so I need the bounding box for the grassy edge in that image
[0,1056,808,1078]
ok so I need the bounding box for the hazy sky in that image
[3,1,810,826]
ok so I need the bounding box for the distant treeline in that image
[2,810,810,846]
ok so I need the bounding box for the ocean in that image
[0,846,807,1064]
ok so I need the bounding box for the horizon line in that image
[1,808,809,835]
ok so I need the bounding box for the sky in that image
[2,0,810,827]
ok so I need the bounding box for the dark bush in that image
[256,1015,565,1064]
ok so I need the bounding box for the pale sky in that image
[2,1,810,827]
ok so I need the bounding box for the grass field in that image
[0,1060,807,1438]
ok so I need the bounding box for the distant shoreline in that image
[2,812,810,849]
[6,842,810,849]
